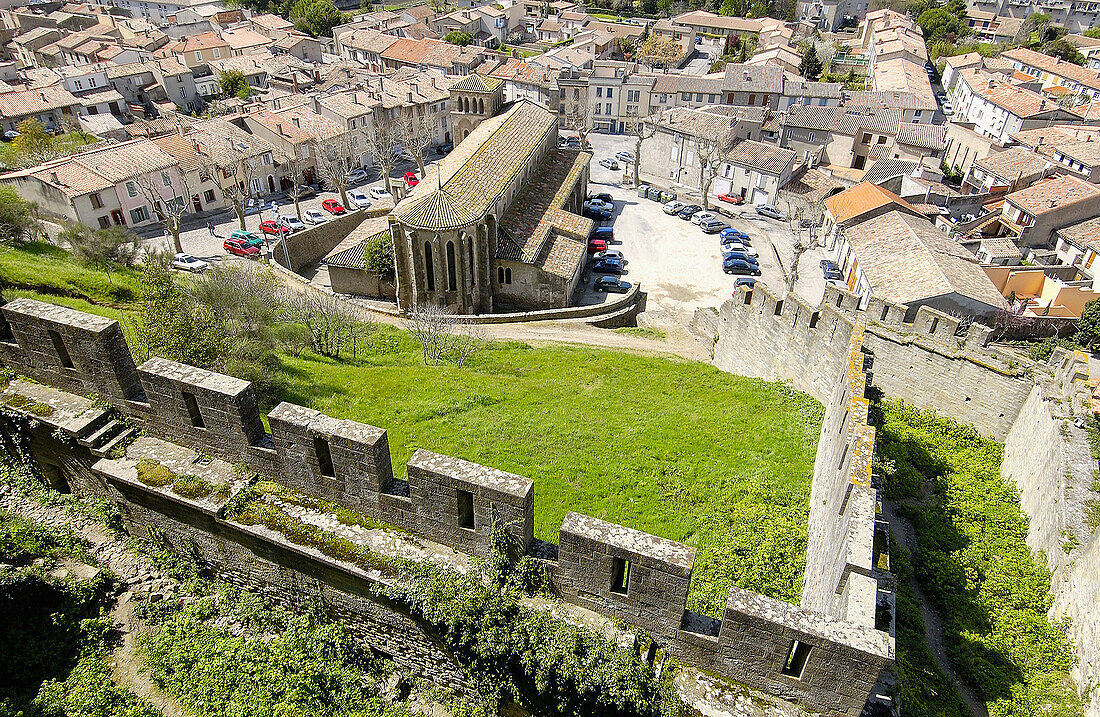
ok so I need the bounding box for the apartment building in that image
[1004,46,1100,102]
[950,68,1083,144]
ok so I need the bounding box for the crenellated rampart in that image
[0,296,893,717]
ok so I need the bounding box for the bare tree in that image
[778,189,827,294]
[282,290,372,359]
[696,128,737,211]
[561,99,596,149]
[450,317,486,367]
[135,166,193,254]
[361,117,402,200]
[278,147,309,222]
[624,109,660,187]
[197,144,258,231]
[312,130,362,209]
[404,303,454,365]
[637,34,682,70]
[399,111,436,177]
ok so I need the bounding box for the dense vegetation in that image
[0,238,821,618]
[876,403,1082,717]
[0,509,157,717]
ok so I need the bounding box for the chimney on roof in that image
[1050,199,1056,207]
[408,90,413,102]
[276,122,283,135]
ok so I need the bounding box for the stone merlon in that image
[138,356,253,397]
[561,511,697,578]
[268,401,387,445]
[408,448,533,500]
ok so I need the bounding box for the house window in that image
[97,216,110,229]
[505,267,511,284]
[748,94,756,105]
[610,556,630,594]
[213,47,220,58]
[129,206,148,223]
[596,87,603,97]
[193,50,201,63]
[877,136,887,144]
[161,171,172,187]
[595,104,602,115]
[90,192,103,208]
[694,93,702,102]
[126,181,137,197]
[681,92,691,101]
[807,131,815,142]
[261,152,273,164]
[204,189,216,202]
[605,103,611,114]
[606,88,613,98]
[708,93,716,102]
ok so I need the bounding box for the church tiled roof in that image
[449,73,503,93]
[498,149,592,266]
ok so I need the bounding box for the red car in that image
[259,220,289,237]
[404,171,419,187]
[587,238,607,254]
[718,193,744,205]
[322,198,346,214]
[224,237,260,257]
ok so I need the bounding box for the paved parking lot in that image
[582,132,827,324]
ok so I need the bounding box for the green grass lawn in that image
[0,243,822,617]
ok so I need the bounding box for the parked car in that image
[171,253,209,273]
[663,200,685,215]
[615,151,635,164]
[280,216,305,232]
[722,241,758,257]
[583,201,612,220]
[717,193,744,205]
[593,249,624,262]
[3,130,19,141]
[598,158,620,170]
[303,208,327,224]
[700,217,729,234]
[346,168,369,184]
[733,277,756,290]
[721,228,750,243]
[691,210,717,225]
[588,238,607,254]
[723,257,761,276]
[593,256,624,274]
[224,237,260,258]
[369,186,391,201]
[755,204,786,220]
[404,171,419,187]
[942,102,954,115]
[259,220,289,237]
[322,198,346,214]
[589,192,614,204]
[566,137,581,148]
[594,275,631,293]
[723,251,759,266]
[821,259,844,281]
[229,230,262,247]
[590,225,614,244]
[678,204,701,220]
[348,189,371,209]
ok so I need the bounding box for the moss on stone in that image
[5,393,56,417]
[171,474,216,500]
[252,479,395,532]
[135,458,176,488]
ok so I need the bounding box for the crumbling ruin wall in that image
[0,297,893,717]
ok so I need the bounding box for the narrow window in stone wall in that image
[182,391,205,429]
[929,317,939,334]
[314,435,335,478]
[782,640,811,679]
[610,556,630,594]
[446,241,457,291]
[48,330,74,369]
[498,266,505,284]
[424,242,435,291]
[743,289,752,305]
[773,300,783,316]
[505,268,512,284]
[880,305,889,321]
[457,489,474,529]
[809,311,820,329]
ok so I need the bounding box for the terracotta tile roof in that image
[498,149,592,270]
[844,89,932,110]
[651,74,724,95]
[172,31,228,53]
[979,235,1022,259]
[1010,124,1100,155]
[450,73,503,93]
[1005,174,1100,216]
[221,28,270,50]
[70,138,177,183]
[323,216,391,268]
[29,158,113,195]
[672,10,763,32]
[0,85,82,120]
[863,158,917,185]
[845,210,1007,309]
[895,122,945,150]
[721,63,784,93]
[1054,140,1100,167]
[1005,46,1100,93]
[151,132,202,173]
[973,147,1051,181]
[251,13,293,31]
[727,138,795,175]
[872,58,936,109]
[1056,216,1100,252]
[963,69,1073,118]
[393,100,557,231]
[783,167,842,203]
[825,180,918,225]
[341,28,399,54]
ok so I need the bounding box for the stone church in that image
[387,95,594,314]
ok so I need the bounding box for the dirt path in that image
[881,497,989,717]
[0,487,191,716]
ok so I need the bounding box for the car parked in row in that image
[346,168,370,184]
[280,216,306,232]
[404,171,419,187]
[348,189,372,209]
[230,230,262,247]
[722,240,758,257]
[171,253,209,273]
[723,257,760,276]
[590,225,614,244]
[755,204,786,220]
[717,193,744,205]
[259,220,290,237]
[593,255,624,275]
[678,204,701,220]
[583,200,612,220]
[303,208,327,224]
[224,237,260,258]
[615,151,635,165]
[691,210,717,226]
[322,198,346,214]
[663,200,685,215]
[733,277,756,290]
[700,217,729,234]
[587,237,607,254]
[598,158,620,171]
[594,275,631,293]
[593,249,624,263]
[721,228,750,243]
[369,186,391,201]
[589,192,614,204]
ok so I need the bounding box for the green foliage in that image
[878,402,1083,716]
[5,393,56,416]
[1085,27,1100,38]
[59,223,142,282]
[363,233,396,280]
[0,241,141,305]
[820,70,867,90]
[917,5,968,43]
[613,327,666,339]
[0,509,86,563]
[889,539,969,717]
[444,30,473,45]
[288,0,347,37]
[33,656,159,717]
[13,119,53,161]
[379,562,667,715]
[139,603,405,717]
[1045,36,1085,64]
[135,458,176,488]
[1076,298,1100,349]
[799,43,823,80]
[0,186,39,245]
[218,69,252,99]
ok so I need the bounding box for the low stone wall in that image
[0,296,893,717]
[273,209,386,273]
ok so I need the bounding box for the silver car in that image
[755,204,786,221]
[303,208,326,224]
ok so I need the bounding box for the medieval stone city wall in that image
[0,296,892,717]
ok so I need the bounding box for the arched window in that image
[467,241,474,283]
[479,98,484,114]
[446,241,457,291]
[424,241,435,291]
[463,129,469,139]
[497,266,504,283]
[505,267,512,284]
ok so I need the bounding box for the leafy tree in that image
[799,43,823,79]
[59,224,141,281]
[444,30,473,45]
[917,5,967,42]
[218,70,251,100]
[718,0,737,15]
[364,232,395,281]
[0,186,38,246]
[1045,36,1086,65]
[1077,298,1100,350]
[288,0,346,37]
[12,119,54,165]
[1085,27,1100,38]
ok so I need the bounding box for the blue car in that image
[583,201,612,220]
[720,228,750,242]
[593,257,623,275]
[723,258,761,276]
[723,250,758,266]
